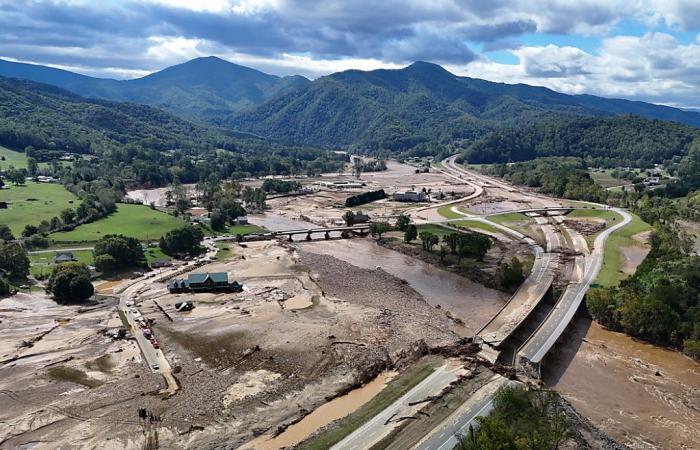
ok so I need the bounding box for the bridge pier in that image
[325,231,330,240]
[306,232,312,241]
[288,234,294,242]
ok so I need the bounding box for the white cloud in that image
[452,32,700,108]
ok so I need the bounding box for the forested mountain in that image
[230,61,700,152]
[0,57,309,122]
[462,115,700,166]
[0,76,345,185]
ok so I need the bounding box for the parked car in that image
[150,338,160,349]
[142,328,152,337]
[151,364,159,370]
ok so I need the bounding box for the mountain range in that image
[0,56,308,123]
[2,57,700,154]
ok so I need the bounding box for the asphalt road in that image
[413,375,515,450]
[517,207,631,365]
[330,363,467,450]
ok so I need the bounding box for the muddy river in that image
[250,213,507,335]
[548,319,700,450]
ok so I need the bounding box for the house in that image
[167,272,243,293]
[392,191,428,202]
[234,216,249,225]
[353,211,370,223]
[54,252,76,263]
[151,258,172,268]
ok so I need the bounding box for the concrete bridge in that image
[270,224,371,241]
[212,224,372,243]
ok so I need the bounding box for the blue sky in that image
[1,0,700,108]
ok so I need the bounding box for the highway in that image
[330,362,468,450]
[413,375,515,450]
[517,207,631,367]
[391,158,634,450]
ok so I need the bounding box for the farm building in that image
[167,272,243,293]
[392,191,428,202]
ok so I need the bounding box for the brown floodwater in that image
[242,371,397,450]
[250,213,506,334]
[548,320,700,450]
[302,239,507,334]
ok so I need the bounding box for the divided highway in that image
[517,207,631,371]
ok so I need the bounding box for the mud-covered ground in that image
[0,239,462,449]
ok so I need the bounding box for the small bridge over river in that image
[213,224,371,243]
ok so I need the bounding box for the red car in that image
[150,337,160,349]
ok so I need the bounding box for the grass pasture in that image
[0,182,78,235]
[52,203,185,243]
[595,212,652,286]
[588,169,629,188]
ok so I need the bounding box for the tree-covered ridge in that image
[481,158,609,203]
[462,115,699,166]
[229,61,700,154]
[0,76,346,187]
[0,56,309,122]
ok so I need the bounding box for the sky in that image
[2,0,700,108]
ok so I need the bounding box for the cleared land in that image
[0,182,78,235]
[0,145,56,170]
[51,203,185,242]
[588,169,629,188]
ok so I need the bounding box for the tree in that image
[47,262,94,303]
[27,157,38,176]
[94,234,146,270]
[60,208,76,224]
[50,216,63,230]
[438,245,447,263]
[0,241,30,279]
[159,225,204,257]
[404,224,418,243]
[209,209,226,231]
[0,276,10,296]
[353,157,363,179]
[342,210,356,226]
[94,254,117,273]
[369,221,392,240]
[6,168,26,185]
[25,233,49,249]
[419,231,439,252]
[0,224,14,241]
[497,257,524,288]
[21,224,38,237]
[443,233,460,254]
[395,214,411,232]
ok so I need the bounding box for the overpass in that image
[516,208,632,377]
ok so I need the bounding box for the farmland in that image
[0,182,78,235]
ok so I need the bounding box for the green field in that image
[228,224,265,235]
[416,224,456,237]
[487,212,529,224]
[144,246,171,265]
[1,182,78,235]
[0,145,53,170]
[52,203,185,243]
[437,204,466,219]
[449,219,500,234]
[29,249,95,278]
[588,169,629,188]
[595,212,652,286]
